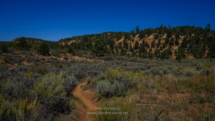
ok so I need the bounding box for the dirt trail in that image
[72,82,96,121]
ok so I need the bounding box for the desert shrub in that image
[62,74,79,96]
[95,73,105,81]
[51,49,66,57]
[0,96,41,121]
[151,68,164,76]
[162,67,171,74]
[201,68,214,75]
[204,64,213,68]
[74,69,86,80]
[87,70,100,76]
[190,61,198,66]
[196,63,204,71]
[31,64,47,75]
[104,56,113,61]
[87,76,92,84]
[184,71,193,77]
[142,70,150,75]
[95,68,140,98]
[64,56,68,60]
[0,65,10,73]
[32,72,78,119]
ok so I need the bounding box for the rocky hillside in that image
[10,24,215,60]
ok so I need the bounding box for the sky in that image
[0,0,215,41]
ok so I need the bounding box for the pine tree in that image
[169,38,174,46]
[157,39,161,48]
[120,47,126,56]
[161,50,169,59]
[0,44,8,53]
[151,40,155,48]
[135,41,139,50]
[148,52,154,59]
[175,38,179,45]
[176,53,182,61]
[68,47,75,55]
[165,37,169,44]
[92,39,105,56]
[38,42,50,56]
[181,38,187,48]
[18,37,27,48]
[136,26,140,34]
[154,49,160,58]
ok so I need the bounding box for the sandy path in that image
[72,82,96,121]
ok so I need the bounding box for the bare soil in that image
[72,82,97,121]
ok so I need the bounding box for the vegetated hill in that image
[11,24,215,59]
[13,37,63,50]
[58,24,215,59]
[0,41,8,46]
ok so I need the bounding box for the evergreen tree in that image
[167,29,173,38]
[175,38,179,45]
[124,33,130,40]
[161,50,169,59]
[18,37,27,48]
[178,48,186,59]
[0,44,8,53]
[165,37,169,44]
[154,49,160,58]
[169,38,174,46]
[120,47,126,56]
[123,39,128,50]
[17,37,31,49]
[38,42,50,56]
[134,41,139,50]
[140,53,147,58]
[205,23,211,32]
[181,38,187,48]
[145,42,149,48]
[151,40,155,48]
[174,50,178,56]
[136,26,140,34]
[92,39,105,56]
[157,39,161,48]
[139,30,145,39]
[176,53,182,61]
[130,29,135,37]
[68,47,75,55]
[148,52,154,59]
[191,46,198,58]
[207,40,215,58]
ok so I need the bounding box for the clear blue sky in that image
[0,0,214,41]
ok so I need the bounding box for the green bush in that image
[17,37,32,50]
[0,96,41,121]
[95,68,140,98]
[64,56,68,60]
[38,42,49,56]
[51,49,66,57]
[68,47,75,55]
[104,56,113,61]
[0,44,8,53]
